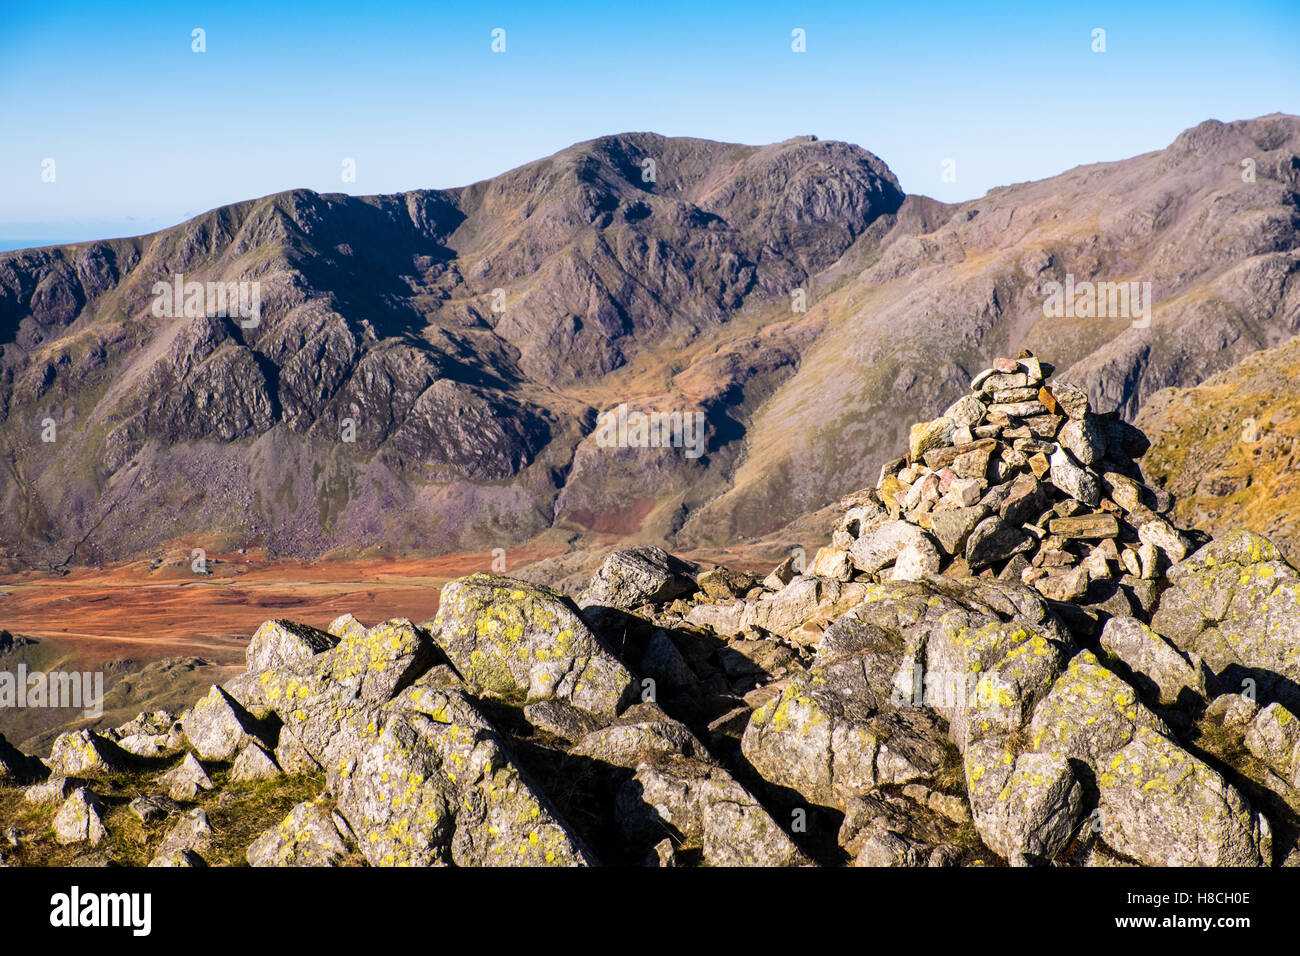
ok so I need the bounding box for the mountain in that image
[2,116,1298,569]
[5,350,1299,868]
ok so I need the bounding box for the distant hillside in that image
[2,116,1298,568]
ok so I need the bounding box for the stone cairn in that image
[830,350,1196,632]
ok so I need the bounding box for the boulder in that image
[615,756,809,866]
[430,575,633,717]
[245,619,339,673]
[1152,531,1300,709]
[180,686,270,761]
[1243,703,1300,780]
[46,730,132,777]
[156,752,214,801]
[972,752,1083,866]
[0,733,48,784]
[578,546,698,610]
[246,797,356,867]
[1099,617,1205,706]
[150,809,215,867]
[233,618,438,767]
[1098,727,1266,866]
[53,788,106,846]
[849,520,940,574]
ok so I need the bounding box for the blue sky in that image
[2,0,1297,243]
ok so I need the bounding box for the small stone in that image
[909,417,954,461]
[1053,383,1090,420]
[1048,513,1120,539]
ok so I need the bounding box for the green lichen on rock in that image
[428,573,633,717]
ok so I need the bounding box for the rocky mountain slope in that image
[1137,335,1300,565]
[2,116,1298,568]
[4,352,1298,867]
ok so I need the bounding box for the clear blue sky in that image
[2,0,1297,242]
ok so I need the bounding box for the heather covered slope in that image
[2,117,1298,568]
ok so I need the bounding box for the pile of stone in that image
[813,350,1197,629]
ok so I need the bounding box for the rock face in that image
[4,117,1298,573]
[5,351,1300,869]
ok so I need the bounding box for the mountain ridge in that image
[2,115,1298,570]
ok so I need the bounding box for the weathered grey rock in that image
[229,740,281,782]
[570,706,705,768]
[1049,513,1120,539]
[973,752,1083,866]
[999,473,1049,526]
[1048,446,1101,506]
[889,538,943,581]
[1099,727,1265,866]
[849,520,940,574]
[909,417,954,461]
[965,516,1035,570]
[696,566,758,601]
[246,797,355,867]
[1205,692,1260,728]
[129,795,176,825]
[150,808,214,867]
[742,575,864,640]
[330,681,593,866]
[181,685,269,761]
[327,613,368,640]
[24,775,86,805]
[1152,531,1300,709]
[523,700,605,743]
[53,788,106,846]
[742,670,948,808]
[944,394,987,428]
[762,555,798,591]
[245,619,339,673]
[1052,383,1090,420]
[1138,518,1191,564]
[1029,650,1169,769]
[615,756,809,866]
[1243,703,1300,779]
[1100,617,1205,706]
[579,546,698,610]
[236,618,439,769]
[156,752,215,801]
[431,574,633,718]
[684,600,747,637]
[1058,417,1105,466]
[45,729,132,777]
[928,505,988,556]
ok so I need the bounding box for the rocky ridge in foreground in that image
[3,351,1300,867]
